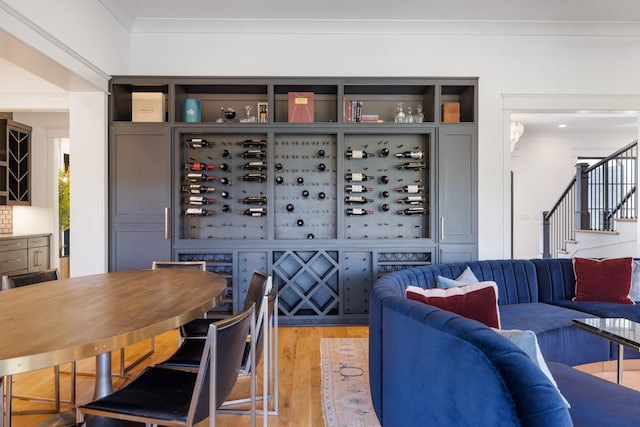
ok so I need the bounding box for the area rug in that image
[321,338,381,427]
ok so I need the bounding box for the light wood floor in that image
[6,325,640,427]
[4,325,368,427]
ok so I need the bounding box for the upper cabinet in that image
[0,119,31,205]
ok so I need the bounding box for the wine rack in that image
[343,133,431,239]
[179,132,269,240]
[0,119,31,205]
[274,135,337,239]
[110,76,478,325]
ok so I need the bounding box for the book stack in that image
[343,99,383,123]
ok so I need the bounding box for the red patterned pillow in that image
[573,257,634,304]
[406,282,501,328]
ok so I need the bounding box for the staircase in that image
[543,141,637,258]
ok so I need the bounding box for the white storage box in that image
[132,92,165,122]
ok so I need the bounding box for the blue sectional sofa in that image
[369,258,640,426]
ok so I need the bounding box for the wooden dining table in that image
[0,269,227,427]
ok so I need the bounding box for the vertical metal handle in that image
[164,207,170,240]
[440,217,445,241]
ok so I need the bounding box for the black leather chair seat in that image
[161,339,205,369]
[82,367,198,423]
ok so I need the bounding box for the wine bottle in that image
[186,173,213,182]
[396,185,424,193]
[397,196,425,205]
[182,184,215,194]
[185,162,215,171]
[219,163,230,171]
[185,138,209,148]
[240,207,267,217]
[241,173,267,182]
[397,162,426,170]
[222,150,232,159]
[240,196,267,205]
[345,173,374,182]
[345,184,373,193]
[186,196,214,205]
[219,177,231,185]
[220,191,230,199]
[346,208,374,216]
[241,150,266,159]
[185,208,215,216]
[345,196,373,205]
[395,151,424,159]
[242,139,267,147]
[398,207,426,216]
[346,149,373,159]
[379,147,390,157]
[379,175,390,184]
[243,161,267,171]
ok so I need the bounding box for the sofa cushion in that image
[436,266,480,288]
[573,257,633,304]
[548,361,640,426]
[493,328,570,408]
[500,302,611,366]
[631,260,640,301]
[406,282,501,328]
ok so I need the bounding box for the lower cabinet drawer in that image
[0,249,28,274]
[28,236,49,248]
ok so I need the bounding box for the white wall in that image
[511,131,637,259]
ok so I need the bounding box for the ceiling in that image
[98,0,640,27]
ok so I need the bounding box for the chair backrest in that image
[151,261,207,271]
[243,269,270,312]
[2,269,60,290]
[188,304,255,425]
[242,288,276,373]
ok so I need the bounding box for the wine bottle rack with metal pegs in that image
[180,133,268,240]
[344,133,431,239]
[274,135,337,239]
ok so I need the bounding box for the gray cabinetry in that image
[0,234,50,275]
[437,125,478,260]
[109,124,172,271]
[108,77,478,324]
[27,235,50,272]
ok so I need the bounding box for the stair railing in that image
[542,140,637,258]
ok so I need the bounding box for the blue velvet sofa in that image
[369,258,640,426]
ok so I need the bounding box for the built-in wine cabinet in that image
[109,76,478,325]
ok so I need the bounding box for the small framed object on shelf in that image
[257,102,268,123]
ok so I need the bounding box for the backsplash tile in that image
[0,206,13,234]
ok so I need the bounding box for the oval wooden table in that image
[0,269,227,427]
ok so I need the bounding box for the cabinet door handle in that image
[164,207,171,240]
[34,250,41,267]
[440,217,445,241]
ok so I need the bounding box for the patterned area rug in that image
[321,338,381,427]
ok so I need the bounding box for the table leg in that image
[93,352,113,399]
[617,343,624,384]
[35,352,115,427]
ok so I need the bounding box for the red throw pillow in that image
[573,257,634,304]
[406,282,501,328]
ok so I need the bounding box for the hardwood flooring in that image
[5,325,640,427]
[4,325,368,427]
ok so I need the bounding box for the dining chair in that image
[159,271,278,424]
[220,288,279,423]
[77,305,256,427]
[1,269,76,422]
[180,269,269,338]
